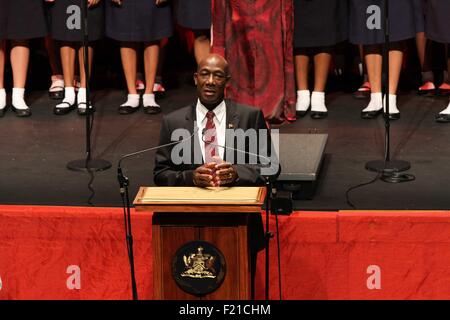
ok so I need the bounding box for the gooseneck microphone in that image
[117,127,198,300]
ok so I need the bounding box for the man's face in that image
[194,57,230,107]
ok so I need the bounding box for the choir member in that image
[175,0,211,64]
[49,0,104,115]
[0,0,47,117]
[105,0,172,115]
[294,0,348,119]
[349,0,424,120]
[425,1,450,122]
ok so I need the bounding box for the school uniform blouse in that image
[0,0,47,40]
[105,0,172,42]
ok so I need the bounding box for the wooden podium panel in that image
[134,187,266,300]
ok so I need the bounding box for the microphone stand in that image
[365,0,410,177]
[117,166,138,300]
[67,0,111,172]
[264,176,274,301]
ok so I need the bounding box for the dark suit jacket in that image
[154,100,278,186]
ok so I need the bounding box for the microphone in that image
[118,127,199,188]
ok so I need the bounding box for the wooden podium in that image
[134,186,266,300]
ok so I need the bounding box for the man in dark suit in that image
[153,54,277,298]
[154,53,277,186]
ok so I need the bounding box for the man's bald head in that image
[197,54,230,77]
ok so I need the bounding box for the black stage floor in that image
[1,85,450,211]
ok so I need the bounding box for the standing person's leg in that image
[54,43,77,115]
[153,38,168,97]
[118,42,140,114]
[416,32,435,94]
[384,48,404,119]
[10,40,31,117]
[45,36,64,100]
[436,44,450,122]
[354,44,371,99]
[76,45,94,115]
[310,51,331,119]
[361,44,383,119]
[0,41,5,116]
[143,41,161,114]
[193,30,210,64]
[294,51,310,117]
[438,44,450,95]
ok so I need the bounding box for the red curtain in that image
[3,206,450,300]
[212,0,296,123]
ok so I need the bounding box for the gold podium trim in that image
[134,187,266,213]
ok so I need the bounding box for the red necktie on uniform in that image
[204,111,218,163]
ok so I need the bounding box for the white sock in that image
[383,94,399,114]
[362,92,383,112]
[0,89,5,109]
[77,88,92,109]
[295,90,310,111]
[439,99,450,115]
[56,87,76,108]
[311,91,327,112]
[121,94,140,108]
[12,88,29,110]
[143,93,160,107]
[77,88,87,104]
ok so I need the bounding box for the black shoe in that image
[435,113,450,123]
[49,90,64,100]
[437,88,450,97]
[387,112,400,121]
[0,106,6,117]
[53,102,76,115]
[310,111,328,119]
[77,102,95,116]
[118,105,139,115]
[12,105,31,117]
[361,109,382,119]
[144,105,161,115]
[295,109,309,118]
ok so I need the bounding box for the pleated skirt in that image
[48,0,104,42]
[175,0,211,30]
[294,0,348,48]
[349,0,424,45]
[0,0,47,40]
[425,0,450,44]
[105,0,172,42]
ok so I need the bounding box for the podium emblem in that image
[172,241,226,296]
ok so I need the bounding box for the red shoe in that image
[153,82,166,98]
[438,83,450,96]
[418,81,436,96]
[353,81,371,99]
[136,79,145,92]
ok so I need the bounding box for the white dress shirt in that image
[196,99,226,162]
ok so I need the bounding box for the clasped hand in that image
[193,158,238,188]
